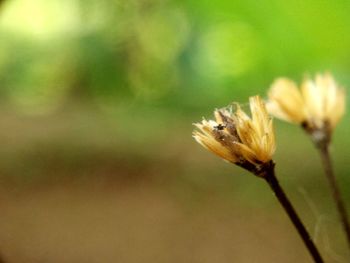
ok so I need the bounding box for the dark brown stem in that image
[263,163,324,263]
[318,143,350,250]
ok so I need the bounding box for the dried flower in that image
[192,96,325,261]
[267,73,346,144]
[193,96,276,176]
[269,74,350,249]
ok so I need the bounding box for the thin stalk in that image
[264,166,324,263]
[318,143,350,250]
[0,252,5,263]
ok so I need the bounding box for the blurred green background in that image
[0,0,350,262]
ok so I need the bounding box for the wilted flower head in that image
[267,73,345,144]
[193,96,276,176]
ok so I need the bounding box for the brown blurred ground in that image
[0,106,347,263]
[0,178,308,263]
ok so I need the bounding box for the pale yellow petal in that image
[235,96,275,163]
[322,74,338,116]
[250,96,269,138]
[233,142,258,165]
[266,101,294,123]
[193,131,237,163]
[302,79,324,124]
[268,78,306,123]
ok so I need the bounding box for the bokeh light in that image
[194,22,261,78]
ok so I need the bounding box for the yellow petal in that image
[193,131,238,163]
[268,78,307,123]
[302,79,324,125]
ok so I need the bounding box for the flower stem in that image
[263,164,324,263]
[318,143,350,250]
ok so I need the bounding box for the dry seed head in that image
[267,78,307,123]
[267,73,346,134]
[193,96,275,175]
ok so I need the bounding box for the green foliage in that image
[0,0,350,114]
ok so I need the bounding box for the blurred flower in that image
[268,74,350,249]
[267,78,307,124]
[267,73,345,144]
[193,96,275,176]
